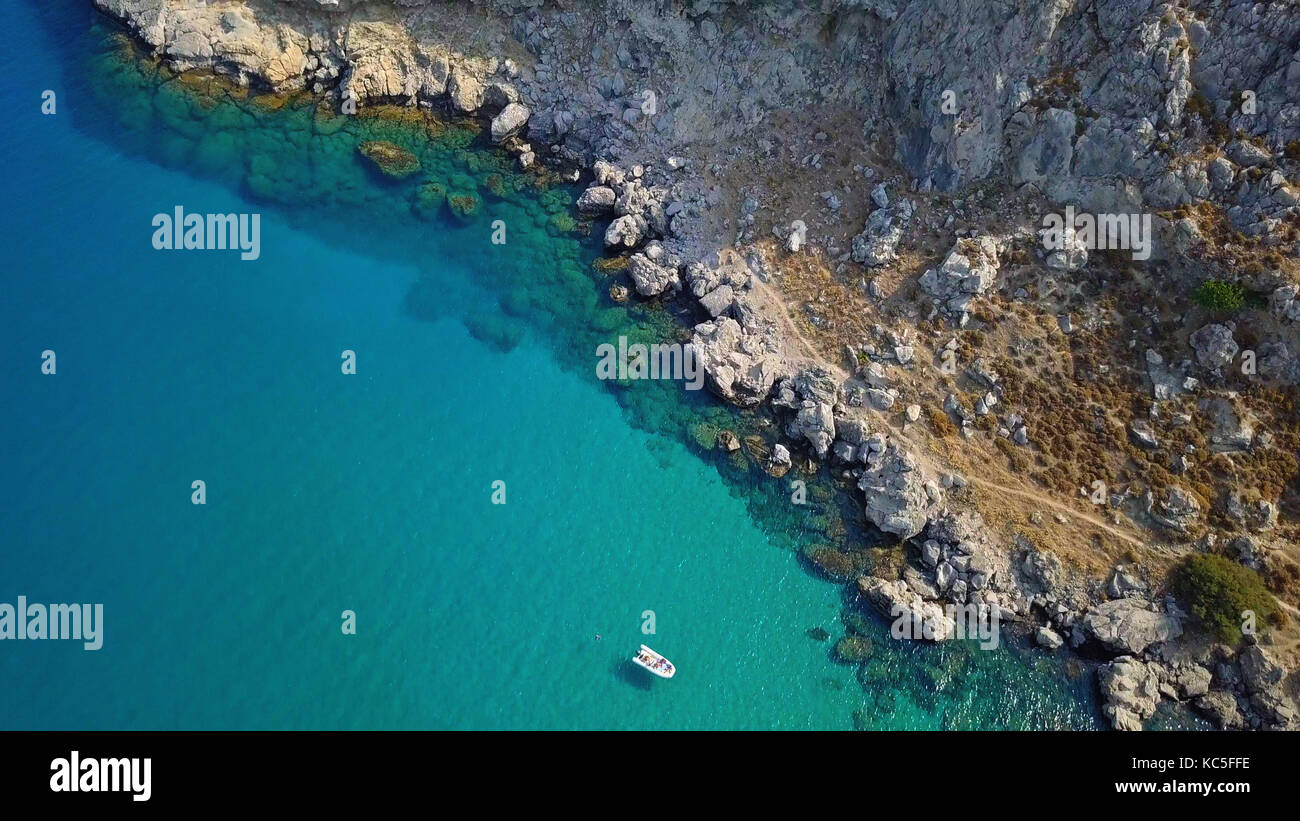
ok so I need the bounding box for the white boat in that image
[632,644,676,679]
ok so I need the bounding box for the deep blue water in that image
[0,0,1103,729]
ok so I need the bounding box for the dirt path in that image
[964,477,1146,549]
[738,255,850,378]
[749,260,1151,551]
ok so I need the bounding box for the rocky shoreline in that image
[93,0,1300,730]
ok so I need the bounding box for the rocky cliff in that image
[92,0,1300,731]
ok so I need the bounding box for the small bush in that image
[927,408,956,437]
[1191,279,1245,312]
[1185,91,1212,121]
[1170,553,1278,643]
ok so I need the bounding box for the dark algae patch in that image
[357,139,421,179]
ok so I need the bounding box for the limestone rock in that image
[1194,690,1245,730]
[626,253,679,297]
[448,69,484,112]
[1147,486,1201,533]
[604,214,647,249]
[857,442,942,539]
[577,186,616,216]
[788,401,837,459]
[1238,645,1285,695]
[490,102,530,142]
[918,235,1001,321]
[1083,598,1182,655]
[691,316,786,408]
[1098,656,1162,731]
[1189,323,1238,370]
[1036,626,1064,649]
[857,577,955,641]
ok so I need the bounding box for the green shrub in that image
[1170,554,1277,643]
[1191,279,1245,312]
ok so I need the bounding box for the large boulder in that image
[447,69,484,112]
[698,285,735,318]
[1098,656,1162,731]
[626,253,679,297]
[850,199,913,267]
[1238,645,1285,695]
[1199,397,1255,452]
[1194,690,1245,730]
[690,316,787,408]
[925,510,1016,602]
[1019,549,1063,594]
[857,577,956,641]
[489,102,530,142]
[576,186,616,216]
[604,214,648,249]
[917,235,1001,321]
[856,442,942,539]
[1170,663,1212,699]
[1147,485,1201,532]
[788,401,836,459]
[1189,323,1238,369]
[1083,598,1182,655]
[775,369,839,459]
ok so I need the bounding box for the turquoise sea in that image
[0,0,1104,729]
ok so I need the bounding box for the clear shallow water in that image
[0,0,1103,729]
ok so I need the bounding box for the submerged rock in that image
[446,191,482,222]
[834,635,874,663]
[806,626,831,642]
[804,545,856,582]
[717,430,741,452]
[357,140,420,178]
[410,180,447,220]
